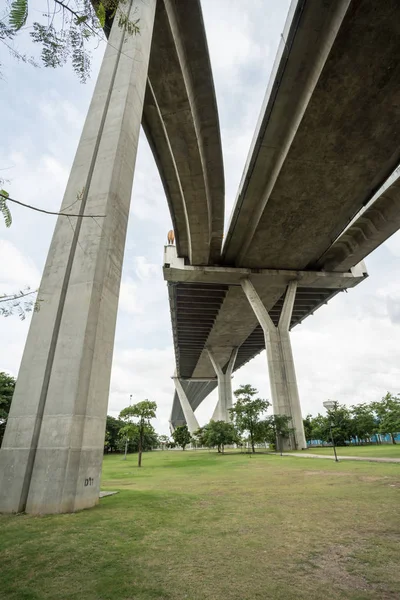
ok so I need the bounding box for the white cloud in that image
[0,240,40,289]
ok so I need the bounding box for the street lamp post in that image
[323,400,339,463]
[123,394,133,460]
[124,438,129,460]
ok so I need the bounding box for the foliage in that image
[0,287,40,320]
[119,400,157,466]
[350,403,377,443]
[229,384,270,453]
[0,190,12,227]
[158,434,170,450]
[0,371,16,444]
[373,393,400,444]
[257,414,294,453]
[196,420,238,453]
[104,415,124,452]
[303,414,313,443]
[118,423,158,453]
[172,424,192,451]
[1,0,140,83]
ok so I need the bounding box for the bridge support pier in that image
[241,279,307,450]
[0,0,157,514]
[173,377,200,435]
[207,348,238,422]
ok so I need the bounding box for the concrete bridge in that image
[1,0,400,514]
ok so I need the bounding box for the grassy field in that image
[1,451,400,600]
[301,445,400,458]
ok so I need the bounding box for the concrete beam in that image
[163,245,367,289]
[241,279,307,450]
[0,0,156,514]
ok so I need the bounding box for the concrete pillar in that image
[0,0,157,514]
[207,348,238,422]
[173,378,200,434]
[241,279,307,450]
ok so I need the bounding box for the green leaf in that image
[0,190,12,228]
[9,0,28,32]
[96,2,106,28]
[74,15,88,26]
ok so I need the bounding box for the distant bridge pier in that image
[241,279,307,451]
[207,347,238,422]
[0,0,157,514]
[172,377,200,435]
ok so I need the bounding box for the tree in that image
[158,434,170,450]
[303,414,313,444]
[256,414,294,453]
[192,426,208,448]
[350,403,377,444]
[119,400,157,467]
[1,0,140,82]
[200,420,238,454]
[373,393,400,444]
[325,402,354,446]
[0,371,16,445]
[229,385,270,453]
[172,425,192,451]
[104,415,124,452]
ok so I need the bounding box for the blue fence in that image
[307,432,400,446]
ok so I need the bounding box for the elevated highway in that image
[167,0,400,445]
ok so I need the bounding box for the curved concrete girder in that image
[318,178,400,272]
[143,0,224,266]
[223,0,400,270]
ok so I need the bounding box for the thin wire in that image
[1,193,106,218]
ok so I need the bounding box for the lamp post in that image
[123,438,129,460]
[123,394,133,460]
[323,400,338,462]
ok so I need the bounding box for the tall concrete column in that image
[241,279,307,450]
[0,0,157,514]
[173,378,200,435]
[207,348,238,422]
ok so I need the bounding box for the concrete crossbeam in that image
[163,245,368,289]
[0,0,156,514]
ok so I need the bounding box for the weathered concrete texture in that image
[318,177,400,272]
[208,348,238,422]
[0,0,156,514]
[173,377,200,434]
[143,0,224,265]
[99,491,119,498]
[241,279,307,450]
[224,0,400,270]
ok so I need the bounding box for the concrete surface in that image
[143,0,224,265]
[223,0,400,269]
[0,0,156,514]
[242,279,307,450]
[208,348,238,422]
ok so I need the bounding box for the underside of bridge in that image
[168,0,400,443]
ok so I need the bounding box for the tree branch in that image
[0,192,106,218]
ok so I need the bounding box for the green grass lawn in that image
[302,444,400,458]
[1,451,400,600]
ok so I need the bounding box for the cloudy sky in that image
[1,0,400,435]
